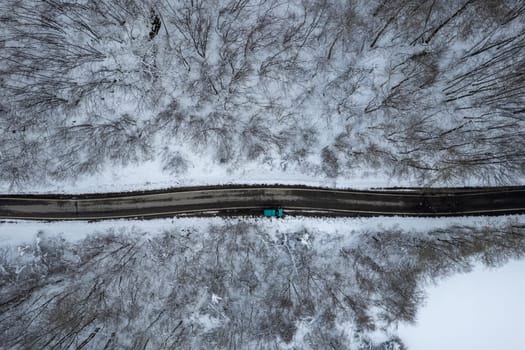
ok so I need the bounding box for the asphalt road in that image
[0,186,524,220]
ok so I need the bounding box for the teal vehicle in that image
[263,207,283,217]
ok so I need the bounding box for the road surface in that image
[0,185,524,220]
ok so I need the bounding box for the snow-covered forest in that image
[2,1,525,349]
[1,0,525,191]
[2,218,525,349]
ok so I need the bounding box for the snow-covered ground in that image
[7,155,523,195]
[398,259,525,350]
[0,157,397,194]
[2,214,523,246]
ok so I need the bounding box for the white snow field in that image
[398,259,525,350]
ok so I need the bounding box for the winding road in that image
[1,185,524,220]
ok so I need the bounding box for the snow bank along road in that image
[0,186,524,220]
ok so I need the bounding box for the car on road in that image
[263,207,283,218]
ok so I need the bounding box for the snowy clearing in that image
[398,259,525,350]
